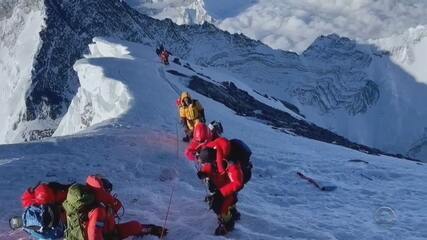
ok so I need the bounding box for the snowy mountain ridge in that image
[0,0,46,144]
[53,38,133,136]
[126,0,213,25]
[2,0,427,161]
[53,37,388,159]
[371,25,427,84]
[1,37,426,240]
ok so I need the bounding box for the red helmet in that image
[34,184,56,205]
[86,175,113,192]
[193,123,210,143]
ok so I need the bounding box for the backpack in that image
[229,139,253,184]
[22,204,65,240]
[22,182,70,208]
[62,183,96,240]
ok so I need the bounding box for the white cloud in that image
[215,0,427,52]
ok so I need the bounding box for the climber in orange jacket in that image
[85,175,167,240]
[160,49,170,65]
[197,148,244,235]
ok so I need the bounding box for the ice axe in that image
[296,171,337,192]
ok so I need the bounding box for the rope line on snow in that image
[159,63,212,198]
[158,66,181,96]
[160,121,180,240]
[158,63,212,236]
[160,123,179,239]
[158,65,182,239]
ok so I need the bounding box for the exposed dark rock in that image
[188,75,417,161]
[167,70,189,77]
[173,57,181,65]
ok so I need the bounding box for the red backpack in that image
[21,182,69,208]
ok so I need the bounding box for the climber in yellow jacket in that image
[177,92,206,142]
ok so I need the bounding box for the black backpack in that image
[229,139,253,184]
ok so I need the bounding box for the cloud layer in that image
[215,0,427,52]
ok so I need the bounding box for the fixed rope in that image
[158,64,212,237]
[159,65,182,239]
[160,121,180,239]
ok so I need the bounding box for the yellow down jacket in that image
[179,92,205,131]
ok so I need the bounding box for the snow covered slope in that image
[122,0,427,160]
[166,29,427,160]
[0,0,46,144]
[370,26,427,160]
[1,38,427,240]
[372,26,427,86]
[54,38,133,135]
[0,39,427,240]
[54,38,390,158]
[126,0,213,25]
[2,0,427,161]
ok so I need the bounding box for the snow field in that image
[0,38,426,239]
[124,0,427,161]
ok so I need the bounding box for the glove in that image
[143,224,168,238]
[205,191,223,214]
[197,171,208,179]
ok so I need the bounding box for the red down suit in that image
[85,176,150,240]
[200,158,244,216]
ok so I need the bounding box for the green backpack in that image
[63,183,96,240]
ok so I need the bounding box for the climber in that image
[184,120,224,162]
[63,175,168,240]
[10,182,73,239]
[207,120,223,140]
[160,49,170,65]
[155,45,164,56]
[185,122,211,161]
[177,91,205,142]
[197,148,244,235]
[203,121,230,175]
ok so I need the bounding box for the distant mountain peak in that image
[128,0,214,25]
